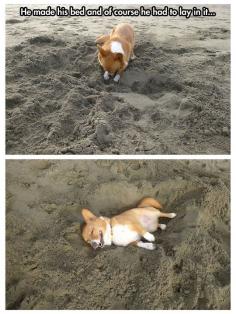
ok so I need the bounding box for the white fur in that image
[143,232,155,242]
[111,41,124,55]
[100,217,112,246]
[112,224,140,246]
[137,241,156,250]
[113,74,120,82]
[130,54,136,60]
[91,240,100,244]
[159,224,166,230]
[104,71,109,80]
[169,213,177,218]
[91,239,100,246]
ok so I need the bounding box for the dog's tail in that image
[137,197,162,209]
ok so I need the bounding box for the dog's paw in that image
[103,71,109,80]
[145,243,156,250]
[137,242,156,250]
[113,74,120,82]
[169,213,177,218]
[159,223,166,230]
[143,232,155,242]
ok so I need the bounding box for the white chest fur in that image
[112,224,140,246]
[100,217,112,246]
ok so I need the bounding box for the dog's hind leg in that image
[130,49,136,60]
[157,211,176,219]
[158,223,167,230]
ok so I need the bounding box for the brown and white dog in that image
[81,197,176,250]
[96,23,135,82]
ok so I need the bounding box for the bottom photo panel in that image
[6,159,230,310]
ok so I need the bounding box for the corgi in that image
[96,23,135,82]
[81,197,176,250]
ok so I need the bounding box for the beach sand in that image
[6,160,230,309]
[6,5,230,154]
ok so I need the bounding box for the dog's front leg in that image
[113,64,126,83]
[113,72,121,82]
[104,71,109,80]
[143,232,155,242]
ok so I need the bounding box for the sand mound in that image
[6,160,230,309]
[6,5,230,154]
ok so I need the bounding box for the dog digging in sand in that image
[96,23,135,82]
[81,197,177,250]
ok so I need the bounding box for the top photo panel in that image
[6,4,230,155]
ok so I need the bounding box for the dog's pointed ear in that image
[97,44,108,57]
[95,34,110,45]
[114,53,123,61]
[81,208,97,223]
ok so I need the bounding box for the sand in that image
[6,5,230,154]
[6,160,230,309]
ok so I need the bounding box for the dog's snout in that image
[91,241,99,249]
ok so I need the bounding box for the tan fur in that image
[96,23,135,78]
[96,34,110,45]
[81,197,177,250]
[137,197,163,209]
[81,210,107,244]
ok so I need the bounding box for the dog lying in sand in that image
[96,23,135,82]
[81,197,176,250]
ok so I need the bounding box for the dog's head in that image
[81,208,107,249]
[97,44,124,76]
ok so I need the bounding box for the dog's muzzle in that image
[91,231,104,249]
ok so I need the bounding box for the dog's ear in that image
[95,34,110,45]
[81,208,97,223]
[97,44,108,57]
[114,53,123,61]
